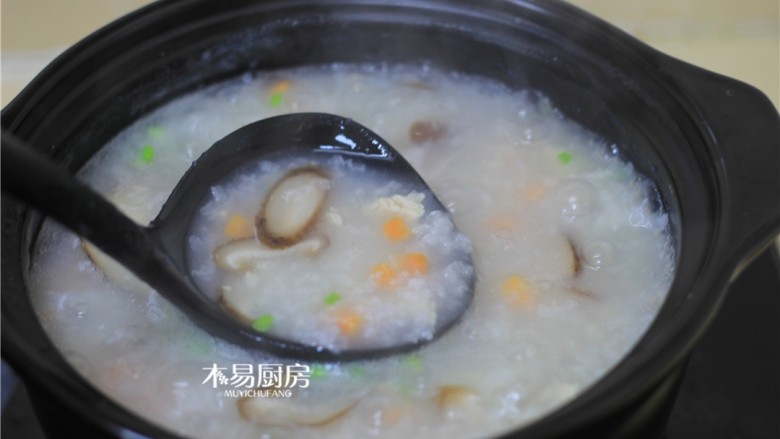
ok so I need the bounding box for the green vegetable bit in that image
[269,92,284,107]
[323,292,342,305]
[252,314,274,332]
[557,151,573,165]
[310,363,327,379]
[348,364,366,378]
[186,337,212,355]
[402,355,424,373]
[397,382,415,395]
[139,145,155,164]
[146,125,165,139]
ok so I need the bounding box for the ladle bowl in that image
[1,112,475,362]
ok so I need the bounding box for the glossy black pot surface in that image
[2,1,779,438]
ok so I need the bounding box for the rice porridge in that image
[29,64,674,438]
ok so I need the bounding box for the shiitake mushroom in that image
[255,166,331,248]
[408,120,446,144]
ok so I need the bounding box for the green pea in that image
[402,355,424,373]
[139,145,155,164]
[186,337,212,355]
[348,365,366,378]
[397,382,415,395]
[252,314,274,332]
[557,151,573,165]
[146,126,165,139]
[324,292,342,305]
[310,363,327,379]
[270,92,284,107]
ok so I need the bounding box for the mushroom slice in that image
[564,237,599,299]
[214,235,329,272]
[567,236,582,276]
[81,186,156,292]
[256,167,330,248]
[409,120,446,143]
[403,80,436,91]
[217,235,329,322]
[526,233,579,280]
[238,391,359,427]
[435,385,482,419]
[83,241,148,292]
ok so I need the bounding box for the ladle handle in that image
[0,131,266,353]
[1,131,164,277]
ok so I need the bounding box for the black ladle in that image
[1,113,475,362]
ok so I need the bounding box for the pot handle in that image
[663,60,780,275]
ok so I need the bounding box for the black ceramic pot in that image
[2,1,779,438]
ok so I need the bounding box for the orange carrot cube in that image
[399,252,429,276]
[383,216,411,241]
[501,275,535,309]
[223,214,253,240]
[335,308,363,337]
[371,262,397,287]
[269,80,291,94]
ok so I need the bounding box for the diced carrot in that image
[486,215,519,234]
[335,308,363,337]
[501,275,535,309]
[268,81,292,107]
[381,407,405,425]
[383,216,411,241]
[371,262,397,287]
[523,182,548,201]
[103,361,134,383]
[399,252,428,276]
[224,214,253,240]
[372,253,428,288]
[269,80,292,94]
